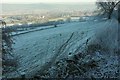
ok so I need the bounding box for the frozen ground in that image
[4,18,120,78]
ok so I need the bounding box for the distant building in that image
[71,16,80,22]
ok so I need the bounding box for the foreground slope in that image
[5,19,119,78]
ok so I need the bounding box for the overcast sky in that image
[2,0,96,3]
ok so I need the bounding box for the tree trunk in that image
[118,4,120,23]
[108,9,113,19]
[118,19,120,23]
[108,14,111,19]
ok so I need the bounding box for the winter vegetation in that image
[1,1,120,79]
[96,0,120,20]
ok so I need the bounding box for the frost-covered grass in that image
[3,18,120,79]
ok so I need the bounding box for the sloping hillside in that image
[4,19,119,78]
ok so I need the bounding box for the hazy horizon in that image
[1,2,97,15]
[2,0,96,4]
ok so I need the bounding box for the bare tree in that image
[96,0,120,19]
[117,2,120,23]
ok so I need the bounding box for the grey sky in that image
[2,0,96,3]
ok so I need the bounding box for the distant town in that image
[2,11,98,26]
[1,3,97,26]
